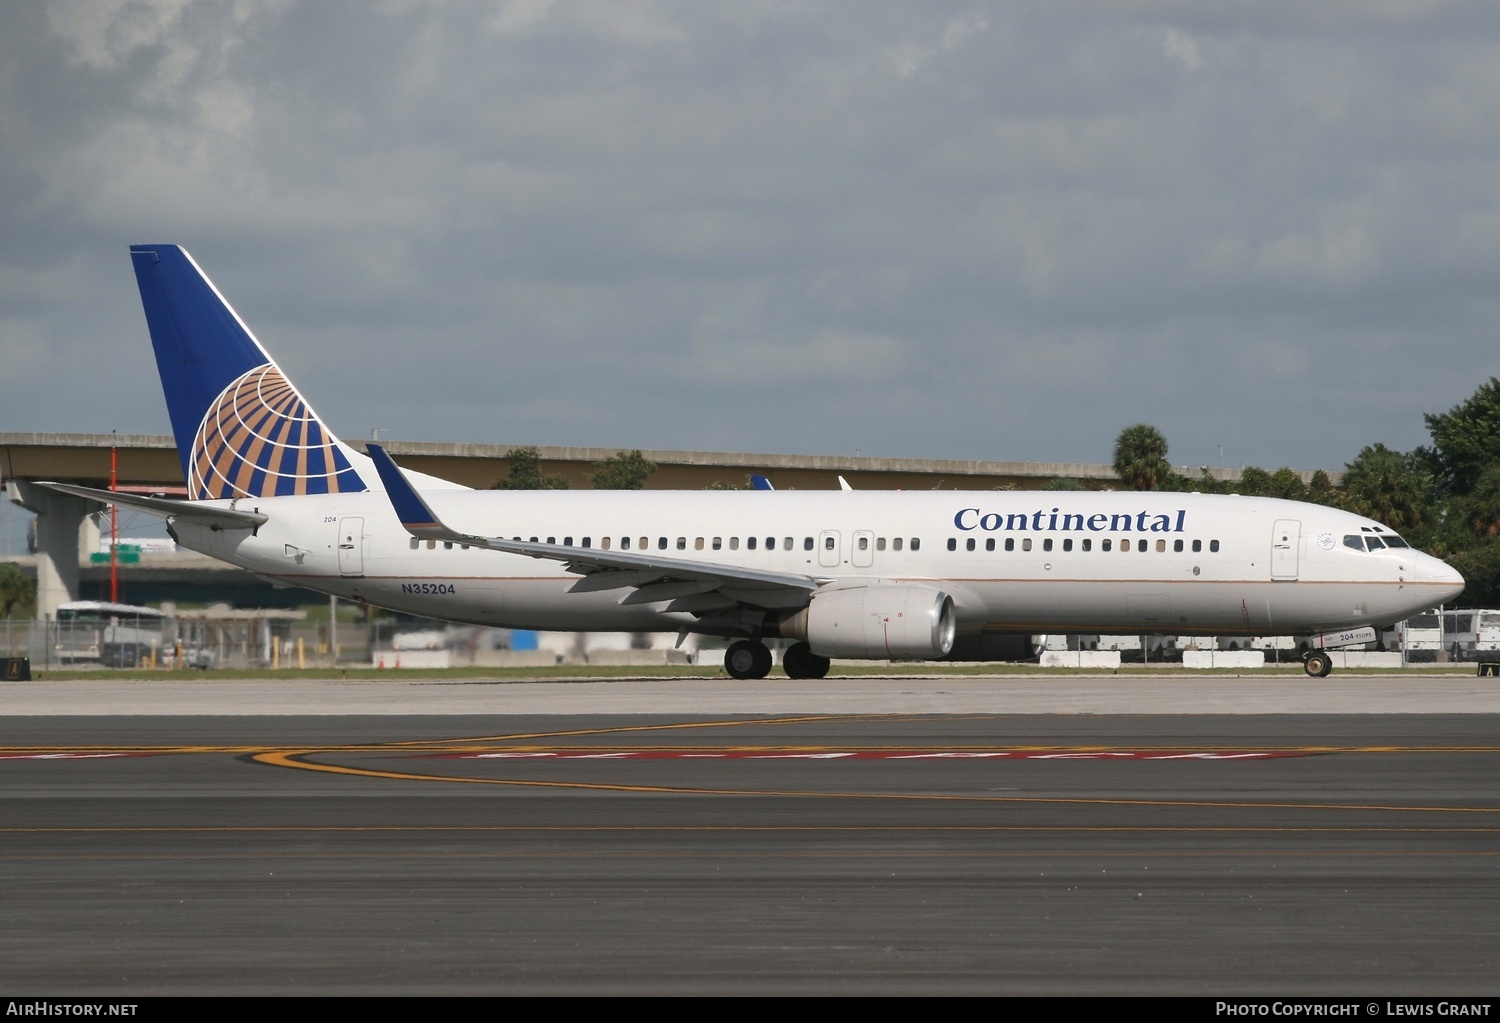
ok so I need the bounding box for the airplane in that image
[39,244,1466,680]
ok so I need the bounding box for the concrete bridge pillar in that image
[4,481,103,620]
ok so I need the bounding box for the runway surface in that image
[2,679,1498,995]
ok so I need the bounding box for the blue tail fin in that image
[130,245,369,500]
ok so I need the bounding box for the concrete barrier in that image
[1182,650,1266,669]
[1329,651,1403,669]
[586,649,693,666]
[1040,651,1122,669]
[372,650,453,669]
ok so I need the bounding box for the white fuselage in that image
[170,489,1464,638]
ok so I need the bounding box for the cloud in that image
[2,0,1500,482]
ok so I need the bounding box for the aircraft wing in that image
[367,445,819,609]
[32,482,268,528]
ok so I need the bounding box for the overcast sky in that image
[4,0,1500,478]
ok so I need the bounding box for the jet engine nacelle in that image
[780,585,956,659]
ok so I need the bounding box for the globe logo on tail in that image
[190,364,365,499]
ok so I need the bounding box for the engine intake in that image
[780,585,956,660]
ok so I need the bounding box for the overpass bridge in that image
[1,432,1329,619]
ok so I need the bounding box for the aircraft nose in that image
[1429,558,1466,604]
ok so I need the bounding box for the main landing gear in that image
[782,641,831,680]
[724,639,773,680]
[722,640,832,680]
[1302,650,1333,678]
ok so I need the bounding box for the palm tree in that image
[1341,444,1429,531]
[1112,424,1171,491]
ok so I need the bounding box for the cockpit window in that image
[1365,536,1386,550]
[1384,536,1410,548]
[1343,535,1364,551]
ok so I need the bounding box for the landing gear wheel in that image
[725,639,773,680]
[783,641,831,680]
[1303,650,1333,678]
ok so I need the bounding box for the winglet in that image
[367,444,459,540]
[750,474,774,491]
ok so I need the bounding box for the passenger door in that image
[1271,519,1300,581]
[338,517,365,578]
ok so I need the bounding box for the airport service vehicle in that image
[39,245,1465,679]
[53,600,167,666]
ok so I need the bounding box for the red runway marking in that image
[436,750,1311,762]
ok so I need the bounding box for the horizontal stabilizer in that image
[34,482,268,528]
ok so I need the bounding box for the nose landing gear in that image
[1302,650,1333,677]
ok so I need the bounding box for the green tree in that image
[0,564,35,619]
[492,447,569,490]
[1341,443,1430,532]
[1265,468,1308,501]
[1423,378,1500,495]
[588,450,657,490]
[1042,477,1085,491]
[1112,424,1171,491]
[1463,463,1500,537]
[1444,537,1500,607]
[1236,466,1273,496]
[1307,469,1341,507]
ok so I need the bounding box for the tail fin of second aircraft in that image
[131,244,374,501]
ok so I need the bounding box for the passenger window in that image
[1173,539,1182,552]
[1139,539,1148,552]
[910,539,920,551]
[1192,539,1202,553]
[546,537,555,545]
[985,538,995,552]
[529,537,538,543]
[427,540,436,550]
[824,537,834,550]
[766,537,776,550]
[876,538,886,551]
[713,537,723,550]
[859,537,869,551]
[1120,539,1129,553]
[601,537,611,550]
[804,538,814,551]
[564,537,573,546]
[658,537,667,550]
[1022,538,1032,552]
[1156,539,1166,552]
[893,538,903,551]
[1102,539,1112,552]
[1082,538,1092,552]
[1005,538,1014,552]
[966,538,976,551]
[583,537,592,548]
[1210,540,1220,553]
[409,538,418,549]
[948,538,957,552]
[747,537,757,550]
[621,537,630,549]
[784,537,794,550]
[1043,538,1053,552]
[730,537,739,550]
[1062,538,1072,552]
[677,537,686,550]
[695,537,704,550]
[638,537,648,550]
